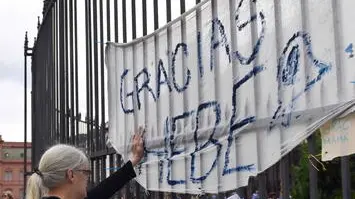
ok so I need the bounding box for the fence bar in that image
[85,0,89,151]
[50,8,55,146]
[86,0,94,156]
[59,0,66,143]
[114,0,118,42]
[101,156,107,186]
[99,0,105,150]
[180,0,185,14]
[93,0,99,152]
[64,0,70,143]
[106,0,111,41]
[55,1,60,142]
[280,155,290,199]
[23,31,29,197]
[69,0,75,145]
[153,0,158,30]
[341,156,351,199]
[142,0,147,36]
[166,0,171,22]
[89,0,94,154]
[31,33,37,166]
[49,9,54,146]
[109,154,114,175]
[54,1,58,145]
[257,173,267,199]
[308,134,318,199]
[93,0,101,183]
[74,0,79,145]
[85,0,90,149]
[122,0,127,42]
[132,0,137,39]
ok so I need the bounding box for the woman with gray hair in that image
[26,128,144,199]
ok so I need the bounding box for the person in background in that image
[268,192,277,199]
[251,190,260,199]
[2,191,14,199]
[226,192,241,199]
[26,127,145,199]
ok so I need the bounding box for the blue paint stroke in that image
[233,0,266,65]
[159,160,164,183]
[167,159,186,185]
[144,99,261,184]
[281,45,300,86]
[271,31,332,130]
[166,115,188,185]
[190,101,222,183]
[269,101,282,129]
[171,43,191,92]
[134,67,157,110]
[272,102,282,120]
[210,18,231,71]
[223,66,264,175]
[120,69,134,114]
[345,43,354,58]
[277,31,331,93]
[163,118,171,184]
[224,164,256,175]
[156,59,172,99]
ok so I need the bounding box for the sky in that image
[0,0,198,142]
[0,1,42,142]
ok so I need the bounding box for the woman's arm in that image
[86,127,145,199]
[86,161,136,199]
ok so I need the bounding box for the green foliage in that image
[291,131,355,199]
[291,140,309,199]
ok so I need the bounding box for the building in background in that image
[0,136,31,199]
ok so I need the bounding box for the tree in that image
[291,130,355,198]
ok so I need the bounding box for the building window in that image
[4,153,9,158]
[4,170,12,181]
[19,170,24,181]
[20,153,24,158]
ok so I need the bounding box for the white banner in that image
[105,0,355,194]
[321,113,355,161]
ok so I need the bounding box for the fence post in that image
[341,156,351,199]
[280,154,290,199]
[258,172,267,199]
[308,134,318,199]
[24,31,32,199]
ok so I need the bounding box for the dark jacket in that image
[42,161,136,199]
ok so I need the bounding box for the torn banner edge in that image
[104,100,355,194]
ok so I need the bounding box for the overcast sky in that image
[0,0,198,142]
[0,1,42,142]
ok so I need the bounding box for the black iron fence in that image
[25,0,353,199]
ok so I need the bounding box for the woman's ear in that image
[66,169,75,183]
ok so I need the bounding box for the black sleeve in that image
[86,161,137,199]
